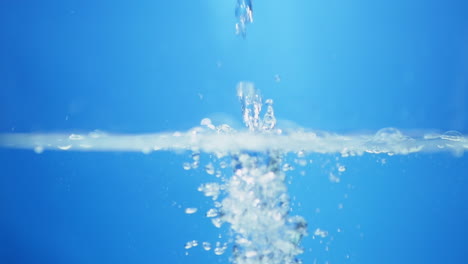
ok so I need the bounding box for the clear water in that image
[1,1,468,264]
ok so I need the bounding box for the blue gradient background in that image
[1,1,468,264]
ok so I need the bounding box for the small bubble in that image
[297,150,306,158]
[202,242,211,251]
[88,130,106,138]
[214,242,228,255]
[338,203,344,210]
[192,152,200,161]
[201,118,215,130]
[314,228,328,238]
[296,159,307,167]
[441,130,463,142]
[57,145,72,150]
[141,148,152,154]
[206,208,218,218]
[338,165,346,172]
[184,240,198,249]
[282,163,294,171]
[211,218,223,228]
[219,161,228,169]
[205,163,215,175]
[184,242,193,249]
[274,74,281,82]
[329,172,340,183]
[185,208,198,214]
[34,146,44,154]
[69,134,83,140]
[183,162,191,170]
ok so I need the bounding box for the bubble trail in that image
[235,0,253,38]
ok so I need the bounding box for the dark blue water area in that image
[1,0,468,264]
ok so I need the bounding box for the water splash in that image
[235,0,253,38]
[1,84,467,264]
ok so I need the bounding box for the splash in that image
[0,83,467,264]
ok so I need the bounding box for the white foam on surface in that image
[0,128,466,156]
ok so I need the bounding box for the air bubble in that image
[206,208,218,218]
[329,172,340,183]
[314,228,328,238]
[34,146,44,154]
[69,134,83,140]
[202,242,212,251]
[441,130,463,142]
[214,242,228,255]
[183,163,191,170]
[185,208,198,214]
[205,163,215,175]
[57,145,72,150]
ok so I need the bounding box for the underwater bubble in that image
[441,130,463,142]
[183,162,191,170]
[185,208,198,214]
[373,127,406,142]
[338,165,346,172]
[33,146,44,154]
[211,218,223,228]
[219,161,228,169]
[314,228,328,238]
[198,183,221,200]
[192,152,200,161]
[57,145,72,150]
[297,150,306,158]
[205,163,215,175]
[329,172,340,183]
[88,130,106,139]
[206,208,218,218]
[69,134,83,140]
[214,242,228,255]
[184,240,198,249]
[202,242,212,251]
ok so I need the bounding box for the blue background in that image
[1,0,468,263]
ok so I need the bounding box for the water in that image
[1,1,468,264]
